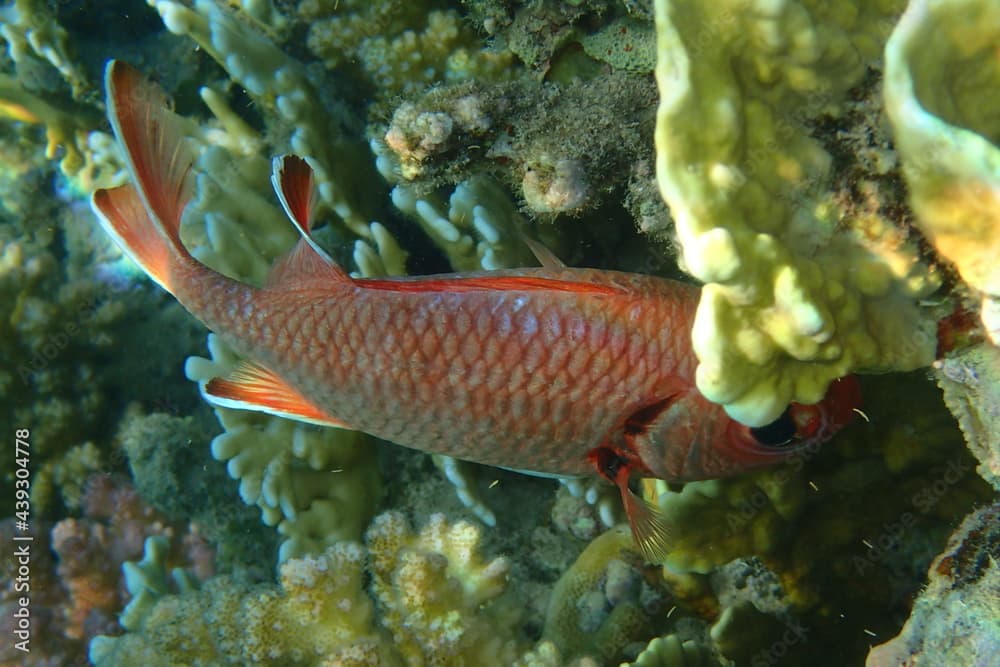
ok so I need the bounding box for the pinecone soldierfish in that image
[91,62,862,561]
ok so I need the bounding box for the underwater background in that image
[1,0,998,665]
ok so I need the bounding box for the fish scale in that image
[199,273,698,477]
[91,61,862,560]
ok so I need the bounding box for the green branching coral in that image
[366,510,526,664]
[653,0,941,427]
[302,1,515,100]
[90,511,527,666]
[90,538,394,666]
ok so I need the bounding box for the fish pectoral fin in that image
[587,446,673,564]
[201,360,351,429]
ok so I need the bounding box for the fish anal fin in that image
[92,184,176,295]
[203,360,350,428]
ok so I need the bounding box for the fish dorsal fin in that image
[265,238,348,288]
[354,273,622,295]
[520,233,566,269]
[202,359,350,428]
[267,155,348,287]
[271,154,336,264]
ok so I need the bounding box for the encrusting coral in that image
[542,525,672,664]
[866,501,1000,666]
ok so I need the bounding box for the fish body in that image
[92,62,861,559]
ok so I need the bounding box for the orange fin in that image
[92,184,177,294]
[355,273,622,295]
[202,360,350,428]
[104,60,194,253]
[265,238,349,288]
[271,155,337,263]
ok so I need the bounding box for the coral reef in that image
[89,511,527,666]
[884,0,1000,345]
[934,344,1000,491]
[542,525,673,664]
[1,0,999,665]
[0,474,213,667]
[866,501,1000,666]
[647,373,992,660]
[653,0,941,427]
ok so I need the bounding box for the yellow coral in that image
[90,542,395,666]
[884,0,1000,344]
[543,526,665,664]
[366,511,524,665]
[653,0,940,426]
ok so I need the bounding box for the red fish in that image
[91,62,862,561]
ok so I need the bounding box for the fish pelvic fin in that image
[588,446,673,564]
[91,61,197,295]
[202,359,351,428]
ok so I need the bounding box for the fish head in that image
[630,376,863,481]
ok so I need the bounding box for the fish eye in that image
[750,407,797,447]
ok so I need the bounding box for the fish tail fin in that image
[92,184,180,295]
[91,60,196,293]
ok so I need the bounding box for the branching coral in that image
[90,539,393,666]
[89,511,527,666]
[186,334,381,563]
[653,0,941,427]
[884,0,1000,344]
[366,511,526,664]
[302,1,515,100]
